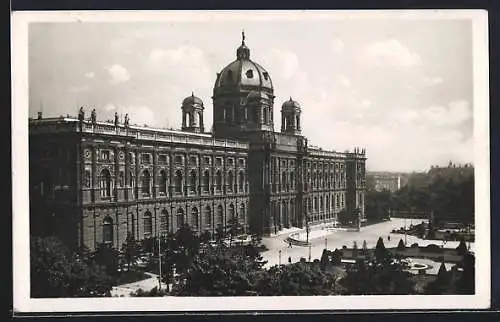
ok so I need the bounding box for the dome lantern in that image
[181,92,204,133]
[236,31,250,60]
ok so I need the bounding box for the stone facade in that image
[29,34,366,250]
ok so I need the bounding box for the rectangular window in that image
[158,154,167,163]
[101,150,110,161]
[215,157,223,167]
[142,153,151,164]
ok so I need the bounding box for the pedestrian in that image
[388,235,391,241]
[289,241,292,248]
[288,256,292,264]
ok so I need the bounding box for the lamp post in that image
[308,245,312,262]
[278,250,282,266]
[158,232,162,291]
[325,237,328,250]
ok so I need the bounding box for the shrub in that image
[411,243,419,248]
[397,239,406,251]
[456,239,467,255]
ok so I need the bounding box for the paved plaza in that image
[261,218,474,268]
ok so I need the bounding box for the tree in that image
[171,247,255,296]
[331,249,342,266]
[352,241,358,258]
[121,232,138,270]
[456,238,467,255]
[30,236,113,298]
[397,239,406,251]
[92,243,120,277]
[375,237,388,261]
[455,253,475,294]
[254,262,342,296]
[320,249,330,269]
[362,240,368,255]
[340,250,415,295]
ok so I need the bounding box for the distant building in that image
[366,172,401,192]
[428,161,474,182]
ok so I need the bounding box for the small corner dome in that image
[282,97,301,110]
[182,93,204,108]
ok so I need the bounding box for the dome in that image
[213,32,273,93]
[247,90,269,101]
[182,92,204,108]
[282,97,301,110]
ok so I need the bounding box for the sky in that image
[28,14,474,172]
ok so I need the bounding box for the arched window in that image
[141,170,151,195]
[159,170,167,194]
[129,171,135,198]
[313,172,317,188]
[239,203,246,221]
[320,196,323,211]
[227,171,234,192]
[215,170,222,191]
[84,170,91,187]
[326,195,330,211]
[175,170,183,193]
[191,207,199,231]
[100,169,112,198]
[282,172,287,191]
[290,172,295,190]
[238,171,245,192]
[253,106,259,123]
[102,216,113,244]
[336,194,340,208]
[160,210,168,232]
[263,107,268,124]
[144,210,152,236]
[228,204,235,222]
[118,171,124,187]
[216,205,224,227]
[186,112,192,126]
[198,111,203,127]
[204,206,212,228]
[203,170,210,192]
[296,115,300,129]
[189,170,197,193]
[314,197,318,212]
[176,208,185,229]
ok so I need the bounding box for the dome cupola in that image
[212,32,275,137]
[281,97,302,136]
[236,31,250,60]
[282,97,301,111]
[181,92,204,133]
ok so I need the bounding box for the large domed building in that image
[28,33,367,251]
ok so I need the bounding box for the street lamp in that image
[278,250,282,266]
[325,237,328,250]
[308,245,312,262]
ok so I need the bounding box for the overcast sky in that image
[28,15,474,172]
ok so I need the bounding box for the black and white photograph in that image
[12,10,490,312]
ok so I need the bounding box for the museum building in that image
[29,34,367,250]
